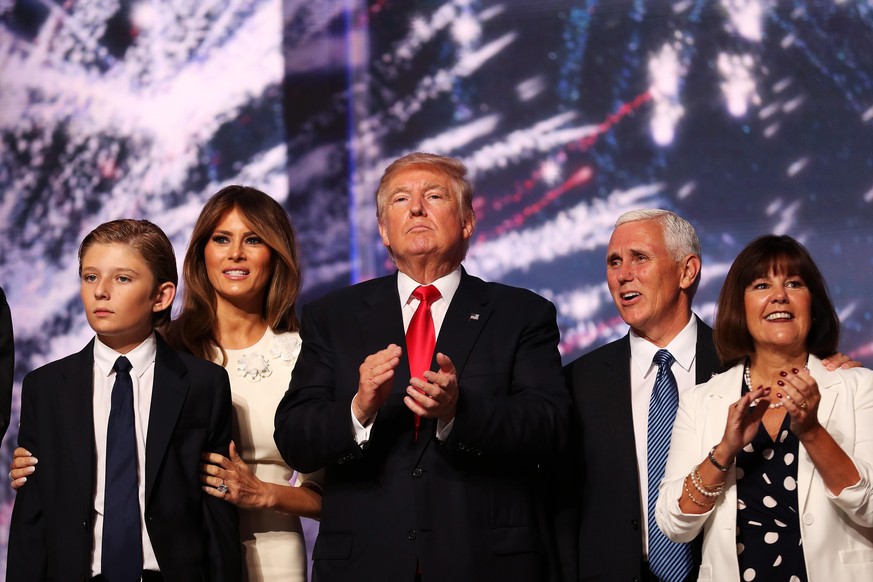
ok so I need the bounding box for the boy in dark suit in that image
[8,219,240,582]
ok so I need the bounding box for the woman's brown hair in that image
[165,185,301,364]
[714,234,839,367]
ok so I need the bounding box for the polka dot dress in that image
[736,379,809,582]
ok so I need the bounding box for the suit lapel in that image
[56,341,97,503]
[434,270,491,379]
[599,336,641,489]
[694,318,722,382]
[144,336,189,505]
[702,366,743,448]
[358,274,408,383]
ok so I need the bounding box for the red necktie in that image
[406,285,441,439]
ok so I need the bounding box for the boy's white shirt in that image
[91,332,160,573]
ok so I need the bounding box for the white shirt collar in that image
[629,314,698,378]
[93,332,158,379]
[397,267,462,306]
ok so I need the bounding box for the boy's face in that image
[80,243,174,353]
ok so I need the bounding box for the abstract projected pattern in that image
[1,0,873,573]
[330,0,873,365]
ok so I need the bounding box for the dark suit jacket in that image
[274,269,570,582]
[558,317,721,581]
[0,287,13,441]
[7,333,241,582]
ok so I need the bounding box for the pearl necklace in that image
[743,360,784,409]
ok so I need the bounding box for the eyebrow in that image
[80,267,140,275]
[605,247,648,261]
[212,228,258,236]
[389,182,450,195]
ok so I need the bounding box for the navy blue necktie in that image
[647,349,693,582]
[102,356,143,581]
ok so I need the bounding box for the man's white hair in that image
[614,209,701,261]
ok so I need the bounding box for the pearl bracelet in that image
[683,475,716,507]
[691,465,724,497]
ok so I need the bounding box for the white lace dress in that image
[220,328,322,582]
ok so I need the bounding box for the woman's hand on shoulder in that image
[9,447,37,490]
[200,441,271,509]
[822,352,863,370]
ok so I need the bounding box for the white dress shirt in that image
[91,333,159,575]
[629,314,698,556]
[352,268,462,445]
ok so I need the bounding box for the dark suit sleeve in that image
[274,302,363,473]
[447,297,569,457]
[544,365,584,582]
[201,368,242,582]
[7,372,48,581]
[0,287,14,441]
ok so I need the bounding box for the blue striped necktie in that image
[647,349,693,582]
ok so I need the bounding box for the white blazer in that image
[655,356,873,581]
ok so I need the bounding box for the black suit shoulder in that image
[564,335,629,393]
[566,334,627,367]
[307,273,395,307]
[165,343,227,377]
[22,343,92,386]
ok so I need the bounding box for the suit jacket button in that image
[412,468,423,478]
[407,529,417,540]
[631,520,639,529]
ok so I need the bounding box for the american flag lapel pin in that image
[469,313,480,321]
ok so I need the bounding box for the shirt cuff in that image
[351,395,375,447]
[435,417,454,441]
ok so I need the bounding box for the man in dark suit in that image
[274,152,569,582]
[0,287,13,442]
[560,209,712,582]
[7,219,240,581]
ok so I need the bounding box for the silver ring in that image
[217,481,229,494]
[800,401,808,409]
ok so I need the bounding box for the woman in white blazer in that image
[655,235,873,581]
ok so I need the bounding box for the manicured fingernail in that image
[779,371,787,377]
[777,380,785,387]
[776,392,783,398]
[792,368,799,374]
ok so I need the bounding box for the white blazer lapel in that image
[797,356,840,511]
[702,366,743,450]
